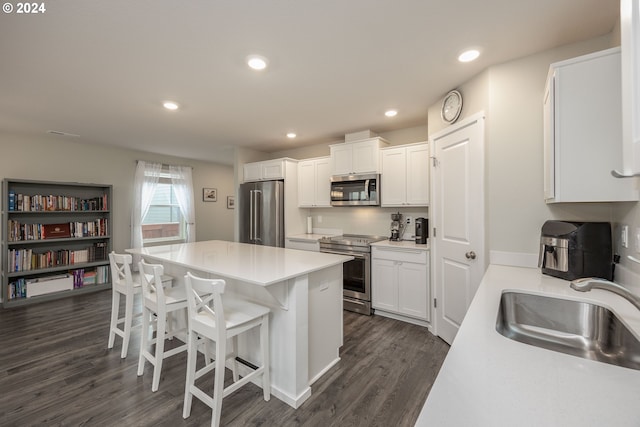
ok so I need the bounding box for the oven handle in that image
[321,249,367,259]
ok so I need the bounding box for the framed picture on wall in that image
[227,196,235,209]
[203,188,217,202]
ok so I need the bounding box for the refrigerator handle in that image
[249,190,255,242]
[254,190,262,243]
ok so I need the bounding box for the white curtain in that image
[169,165,196,243]
[131,161,162,265]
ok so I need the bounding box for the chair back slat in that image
[139,260,166,307]
[109,251,134,289]
[184,272,226,338]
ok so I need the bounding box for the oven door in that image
[319,247,371,300]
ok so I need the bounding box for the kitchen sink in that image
[496,291,640,370]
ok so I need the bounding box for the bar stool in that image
[182,272,271,427]
[107,252,143,358]
[137,260,188,392]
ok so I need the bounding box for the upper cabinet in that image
[380,142,429,207]
[329,137,388,176]
[618,0,640,176]
[243,158,296,182]
[543,48,638,203]
[298,157,331,208]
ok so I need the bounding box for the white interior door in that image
[431,113,485,345]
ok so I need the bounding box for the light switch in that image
[622,225,629,248]
[635,228,640,253]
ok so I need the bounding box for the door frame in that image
[429,111,486,341]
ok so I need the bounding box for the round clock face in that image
[441,90,462,123]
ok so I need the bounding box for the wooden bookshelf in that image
[2,179,112,308]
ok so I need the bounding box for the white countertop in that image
[416,264,640,427]
[128,240,352,286]
[371,239,429,250]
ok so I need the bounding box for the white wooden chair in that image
[137,260,188,392]
[107,252,143,358]
[182,272,271,427]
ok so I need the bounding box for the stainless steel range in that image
[319,234,386,315]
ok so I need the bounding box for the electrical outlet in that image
[405,216,412,224]
[622,225,629,248]
[317,215,323,224]
[635,227,640,253]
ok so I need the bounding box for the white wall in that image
[0,132,235,253]
[427,33,619,260]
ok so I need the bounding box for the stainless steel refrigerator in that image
[239,180,285,247]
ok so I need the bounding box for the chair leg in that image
[108,291,120,349]
[212,338,226,427]
[151,312,166,392]
[137,307,150,377]
[231,336,239,383]
[183,332,199,419]
[261,315,271,401]
[121,292,134,358]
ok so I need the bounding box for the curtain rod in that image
[136,160,193,169]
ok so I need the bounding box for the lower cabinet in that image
[372,246,429,322]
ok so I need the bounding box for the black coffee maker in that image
[415,218,428,244]
[538,220,613,281]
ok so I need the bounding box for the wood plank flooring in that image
[0,290,449,426]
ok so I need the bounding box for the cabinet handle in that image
[465,251,476,260]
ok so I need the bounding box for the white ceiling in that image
[0,0,619,165]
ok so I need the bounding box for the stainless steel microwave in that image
[330,174,380,206]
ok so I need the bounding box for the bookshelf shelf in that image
[2,179,113,308]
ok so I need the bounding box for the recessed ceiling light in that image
[385,109,398,117]
[458,49,480,63]
[247,55,268,70]
[163,101,179,110]
[286,132,297,139]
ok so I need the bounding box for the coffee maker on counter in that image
[415,217,428,244]
[538,220,613,281]
[390,212,403,241]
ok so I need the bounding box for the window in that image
[142,176,185,243]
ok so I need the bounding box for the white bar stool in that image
[137,260,188,392]
[182,272,271,427]
[107,252,142,358]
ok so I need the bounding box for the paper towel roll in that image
[307,216,313,234]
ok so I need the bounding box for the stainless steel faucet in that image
[570,278,640,311]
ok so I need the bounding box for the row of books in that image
[8,192,108,212]
[71,266,109,288]
[7,266,110,299]
[7,219,109,242]
[8,242,108,272]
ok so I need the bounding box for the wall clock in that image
[441,90,463,124]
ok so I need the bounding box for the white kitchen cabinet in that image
[380,142,429,207]
[297,157,331,207]
[372,246,429,322]
[329,137,388,176]
[243,158,296,182]
[618,0,640,176]
[543,48,638,202]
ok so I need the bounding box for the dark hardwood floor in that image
[0,290,449,426]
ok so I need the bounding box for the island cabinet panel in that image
[2,178,112,308]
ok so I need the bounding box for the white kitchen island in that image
[416,265,640,426]
[128,240,352,408]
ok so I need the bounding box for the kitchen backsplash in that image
[303,206,428,239]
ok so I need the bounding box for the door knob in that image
[465,251,476,260]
